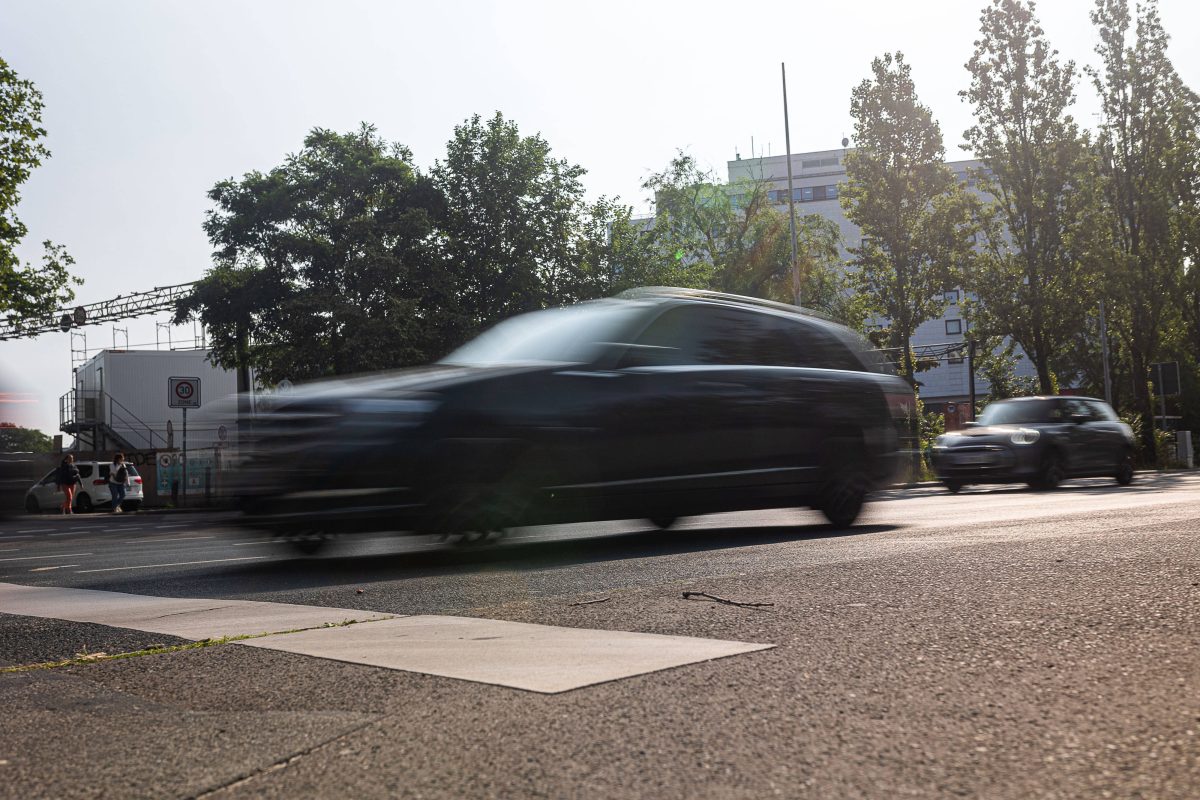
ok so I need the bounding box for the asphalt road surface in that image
[2,474,1199,799]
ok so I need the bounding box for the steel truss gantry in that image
[0,283,197,341]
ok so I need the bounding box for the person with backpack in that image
[108,452,130,513]
[55,454,81,514]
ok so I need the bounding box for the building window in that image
[812,185,828,201]
[801,157,839,169]
[945,319,963,336]
[944,289,959,304]
[801,186,814,202]
[826,184,839,199]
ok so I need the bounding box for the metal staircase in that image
[59,389,167,452]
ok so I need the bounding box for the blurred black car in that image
[931,396,1135,492]
[236,289,914,551]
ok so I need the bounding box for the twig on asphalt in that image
[682,591,774,608]
[568,597,610,607]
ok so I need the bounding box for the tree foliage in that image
[1089,0,1199,453]
[841,52,976,384]
[961,0,1101,395]
[0,57,77,319]
[0,424,53,453]
[177,124,446,384]
[641,152,859,325]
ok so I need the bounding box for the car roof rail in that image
[616,286,838,323]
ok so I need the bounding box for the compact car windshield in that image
[978,400,1059,425]
[441,303,643,366]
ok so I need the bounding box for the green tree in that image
[0,424,53,453]
[841,51,976,386]
[1090,0,1199,455]
[0,57,77,321]
[642,152,860,325]
[961,0,1101,395]
[177,124,447,384]
[433,112,632,327]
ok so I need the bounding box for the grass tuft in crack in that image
[0,617,381,674]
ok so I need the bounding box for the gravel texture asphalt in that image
[0,474,1198,799]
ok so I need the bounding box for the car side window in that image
[1087,401,1118,421]
[787,322,863,371]
[78,464,93,479]
[39,470,56,485]
[633,305,760,365]
[1063,399,1092,421]
[99,465,110,479]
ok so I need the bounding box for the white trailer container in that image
[66,349,239,452]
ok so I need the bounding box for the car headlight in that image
[1010,428,1040,445]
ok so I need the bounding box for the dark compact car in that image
[236,289,914,551]
[931,396,1135,492]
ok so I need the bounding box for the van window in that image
[77,465,93,479]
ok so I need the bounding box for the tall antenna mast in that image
[782,62,800,307]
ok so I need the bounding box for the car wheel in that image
[1032,452,1063,491]
[943,481,964,494]
[282,528,330,555]
[648,515,677,530]
[1114,451,1134,486]
[123,501,142,512]
[76,493,93,513]
[818,443,869,528]
[24,495,39,514]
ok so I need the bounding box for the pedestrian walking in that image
[55,454,81,514]
[108,452,130,513]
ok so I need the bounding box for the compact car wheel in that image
[1030,452,1063,491]
[943,481,964,494]
[75,493,93,513]
[24,495,39,514]
[1115,451,1134,486]
[648,515,677,530]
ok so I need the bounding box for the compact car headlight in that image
[1010,428,1040,445]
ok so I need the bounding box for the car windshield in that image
[978,399,1062,426]
[441,302,645,366]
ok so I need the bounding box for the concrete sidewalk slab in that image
[0,582,774,693]
[241,614,774,693]
[0,582,397,639]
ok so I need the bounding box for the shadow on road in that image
[77,521,901,598]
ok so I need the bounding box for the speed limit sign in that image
[168,377,201,409]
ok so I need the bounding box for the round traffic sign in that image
[946,403,957,414]
[174,381,195,400]
[217,424,228,441]
[158,454,171,468]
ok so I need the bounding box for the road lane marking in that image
[0,553,92,562]
[0,548,21,553]
[16,530,40,534]
[0,583,775,693]
[75,556,269,573]
[0,536,34,540]
[30,565,79,571]
[123,536,214,543]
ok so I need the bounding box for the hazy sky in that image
[2,0,1199,435]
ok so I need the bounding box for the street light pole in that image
[1099,300,1113,405]
[781,62,800,307]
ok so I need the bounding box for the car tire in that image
[1031,452,1063,491]
[1114,450,1134,486]
[76,493,93,513]
[648,515,677,530]
[123,501,142,512]
[818,442,869,528]
[24,495,39,514]
[281,528,330,555]
[943,481,964,494]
